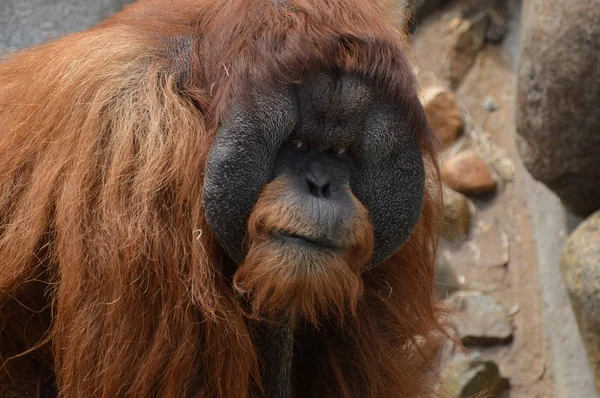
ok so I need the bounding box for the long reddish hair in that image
[0,0,445,397]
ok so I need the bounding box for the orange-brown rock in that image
[442,186,473,241]
[445,13,489,88]
[442,151,497,195]
[420,86,464,148]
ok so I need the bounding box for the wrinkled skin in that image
[204,72,425,268]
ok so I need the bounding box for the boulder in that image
[409,0,446,22]
[442,352,510,398]
[442,151,497,195]
[453,293,513,346]
[448,224,509,269]
[442,186,473,241]
[515,0,600,215]
[560,211,600,391]
[420,86,464,148]
[435,250,460,298]
[485,5,507,44]
[445,12,489,88]
[398,0,447,33]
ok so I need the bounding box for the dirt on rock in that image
[410,0,554,396]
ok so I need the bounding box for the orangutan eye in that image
[290,140,309,151]
[330,148,346,156]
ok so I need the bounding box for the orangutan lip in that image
[272,230,336,249]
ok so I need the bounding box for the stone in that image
[442,186,473,241]
[446,223,509,269]
[400,0,446,32]
[409,0,446,23]
[435,250,460,298]
[445,12,489,88]
[420,86,464,148]
[486,6,507,44]
[442,151,497,195]
[0,0,134,52]
[453,293,513,346]
[442,352,510,398]
[560,210,600,391]
[515,0,600,215]
[474,224,509,268]
[483,96,498,112]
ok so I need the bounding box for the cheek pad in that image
[203,86,298,263]
[352,100,425,268]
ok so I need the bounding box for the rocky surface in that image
[421,86,464,148]
[483,96,498,112]
[442,151,497,195]
[399,0,448,31]
[412,1,555,396]
[0,0,134,52]
[442,186,473,241]
[447,221,509,269]
[515,0,600,215]
[435,251,461,298]
[409,0,447,22]
[560,211,600,392]
[485,5,508,44]
[442,352,510,398]
[453,293,514,346]
[445,12,489,88]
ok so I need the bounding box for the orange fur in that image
[0,0,446,397]
[234,176,374,325]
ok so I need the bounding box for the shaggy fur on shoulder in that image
[0,0,446,397]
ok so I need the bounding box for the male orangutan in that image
[0,0,446,397]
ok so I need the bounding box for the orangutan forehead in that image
[294,73,375,148]
[298,73,374,119]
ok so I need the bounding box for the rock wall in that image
[515,0,600,215]
[0,0,134,52]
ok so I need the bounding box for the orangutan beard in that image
[233,176,375,325]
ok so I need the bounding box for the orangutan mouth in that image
[271,230,337,249]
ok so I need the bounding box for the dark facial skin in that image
[203,72,425,269]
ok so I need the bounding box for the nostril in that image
[306,177,320,197]
[305,175,331,199]
[321,182,331,199]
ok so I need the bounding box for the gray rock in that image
[457,0,508,44]
[442,186,473,242]
[560,211,600,391]
[486,5,507,44]
[483,96,498,112]
[409,0,446,22]
[398,0,446,32]
[475,225,509,268]
[445,12,490,88]
[515,0,600,215]
[447,224,509,270]
[442,352,510,398]
[453,293,513,346]
[0,0,134,53]
[435,251,460,298]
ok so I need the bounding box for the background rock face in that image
[442,151,497,195]
[515,0,600,215]
[442,352,510,398]
[0,0,133,52]
[408,0,446,22]
[442,186,473,242]
[421,86,464,148]
[561,211,600,392]
[453,293,514,347]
